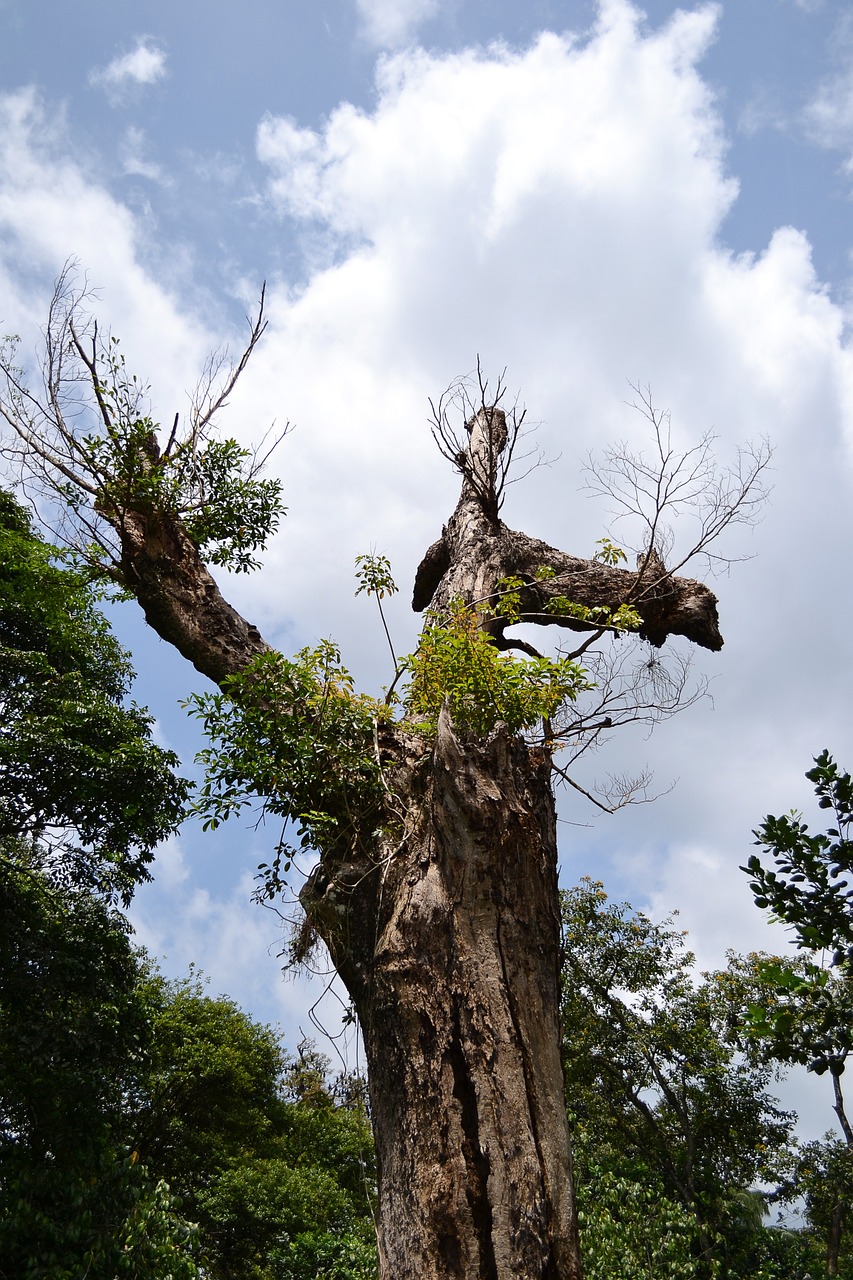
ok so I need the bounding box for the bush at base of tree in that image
[128,976,378,1280]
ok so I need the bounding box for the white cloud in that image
[0,88,211,420]
[801,14,853,166]
[805,88,853,169]
[145,834,191,891]
[248,0,852,637]
[737,86,787,137]
[121,125,166,182]
[129,855,345,1044]
[246,6,853,1081]
[89,38,167,96]
[355,0,439,48]
[130,869,282,1006]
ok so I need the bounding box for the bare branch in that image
[550,759,661,813]
[189,283,269,442]
[547,642,708,761]
[585,384,772,585]
[0,266,286,583]
[428,359,547,521]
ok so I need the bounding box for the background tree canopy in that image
[0,491,375,1279]
[0,490,188,902]
[743,753,853,1277]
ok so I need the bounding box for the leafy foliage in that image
[136,979,377,1280]
[405,599,593,735]
[746,958,853,1081]
[744,754,853,1274]
[561,881,797,1276]
[545,594,643,633]
[186,642,388,894]
[0,862,378,1280]
[0,498,203,1274]
[190,578,595,891]
[574,1157,712,1280]
[0,489,188,901]
[354,552,400,676]
[744,751,853,967]
[2,288,286,578]
[776,1137,853,1278]
[593,538,629,567]
[354,553,397,602]
[0,839,200,1280]
[743,751,853,1107]
[85,345,285,572]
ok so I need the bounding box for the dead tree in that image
[0,278,770,1280]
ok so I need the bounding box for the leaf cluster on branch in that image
[185,641,390,900]
[0,265,287,579]
[746,751,853,968]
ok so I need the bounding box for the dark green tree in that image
[134,975,378,1280]
[786,1139,853,1279]
[744,753,853,1276]
[0,861,378,1280]
[0,489,196,1276]
[0,842,200,1280]
[0,489,187,903]
[561,880,798,1279]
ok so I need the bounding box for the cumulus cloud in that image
[0,88,209,419]
[247,0,853,1000]
[89,38,167,97]
[355,0,440,48]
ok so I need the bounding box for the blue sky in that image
[2,0,853,1140]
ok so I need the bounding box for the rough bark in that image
[303,711,579,1278]
[827,1198,843,1277]
[91,405,727,1280]
[110,506,270,684]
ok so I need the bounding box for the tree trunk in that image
[827,1197,843,1277]
[301,710,580,1279]
[828,1073,851,1278]
[82,405,725,1280]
